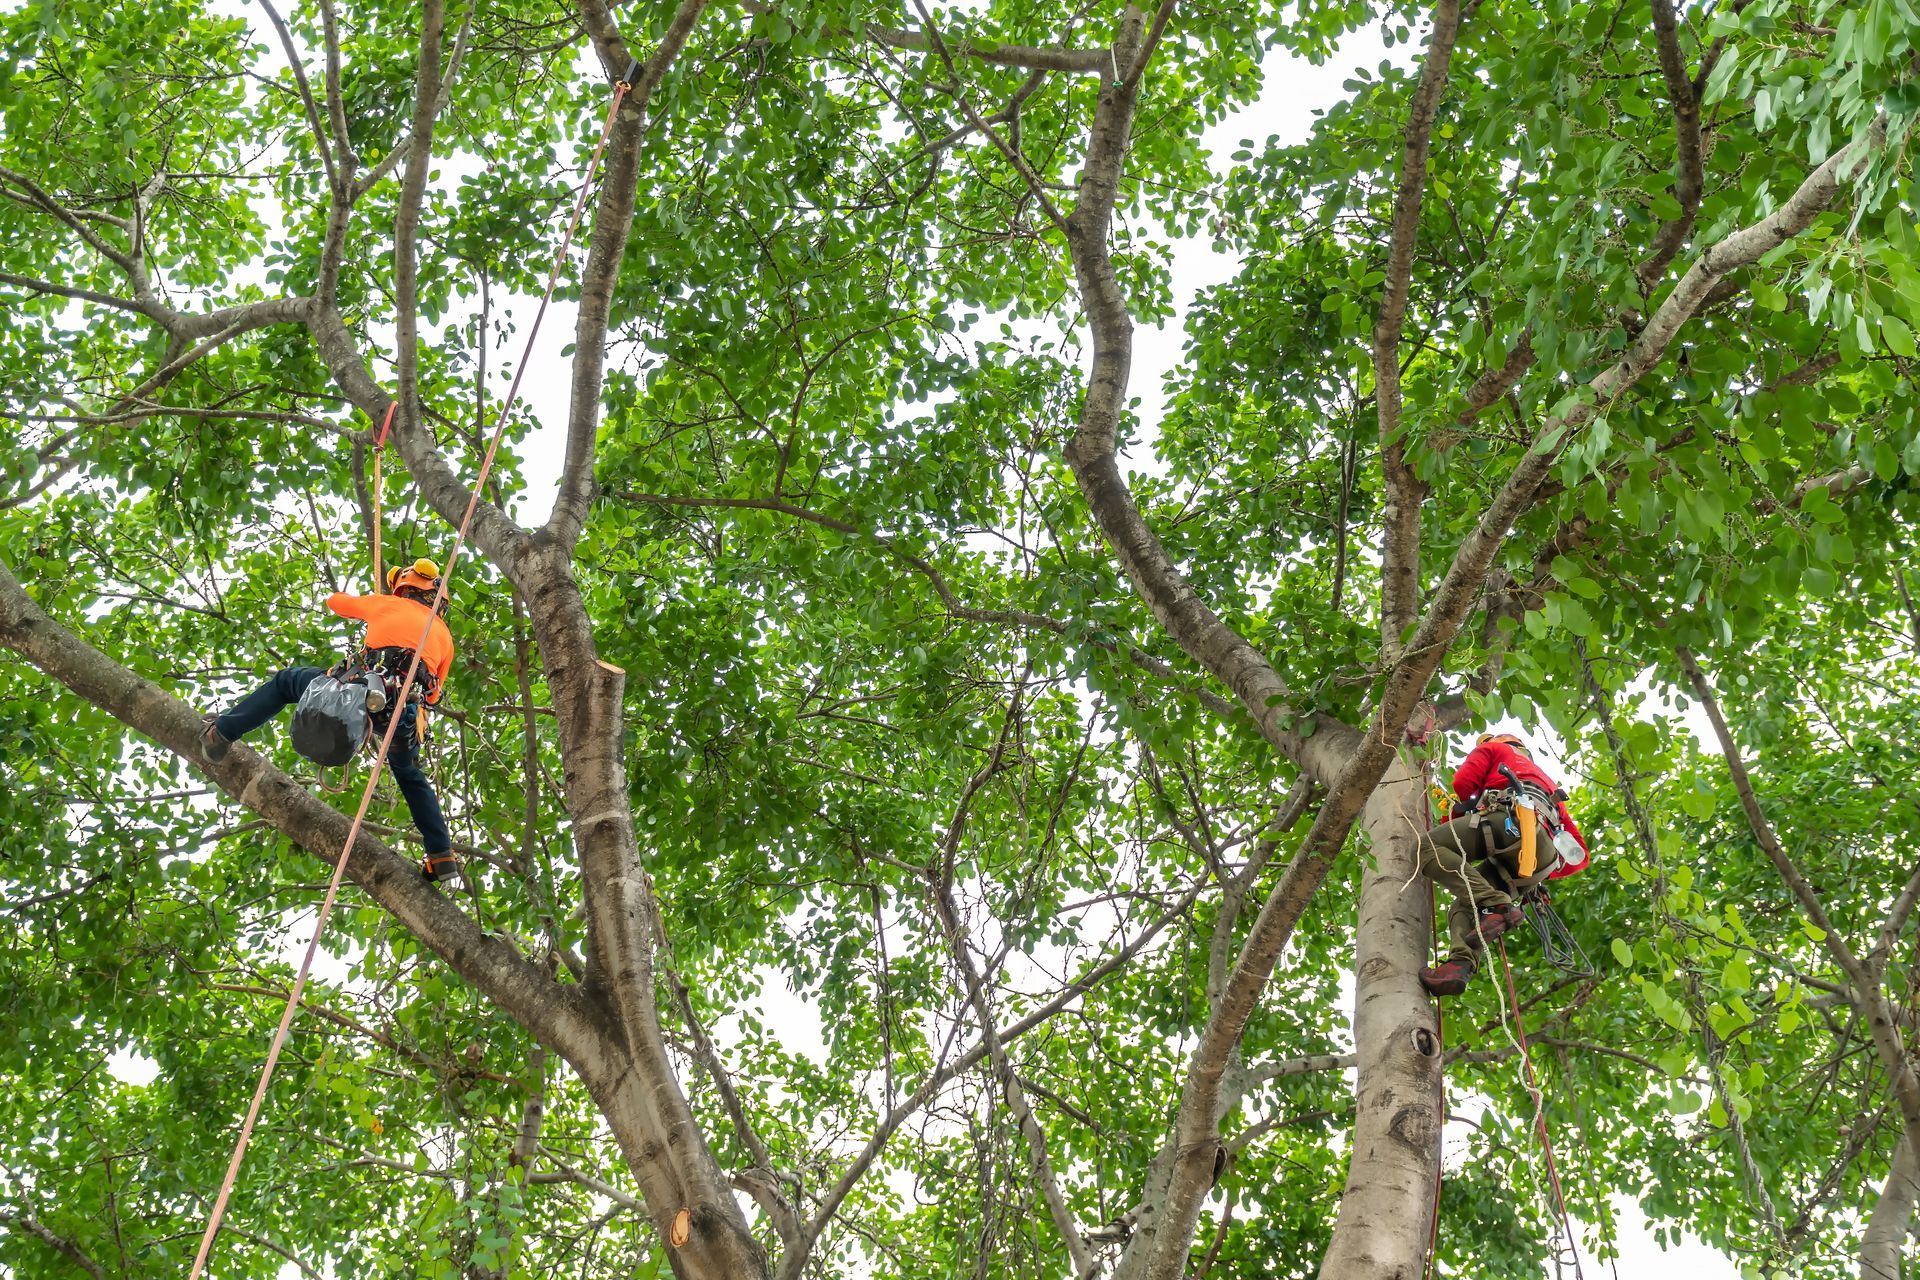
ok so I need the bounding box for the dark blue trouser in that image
[216,666,451,855]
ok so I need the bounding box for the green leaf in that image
[1883,313,1917,357]
[1722,955,1753,993]
[1702,47,1742,105]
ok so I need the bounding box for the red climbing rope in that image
[186,63,638,1280]
[1497,939,1587,1280]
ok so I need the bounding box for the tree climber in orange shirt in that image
[200,559,461,884]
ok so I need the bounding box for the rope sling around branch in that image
[187,58,640,1280]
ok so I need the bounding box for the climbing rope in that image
[1497,939,1587,1280]
[186,56,640,1280]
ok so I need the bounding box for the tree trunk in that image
[1864,1135,1919,1280]
[586,1052,771,1280]
[519,569,771,1278]
[1317,768,1444,1279]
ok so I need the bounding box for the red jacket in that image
[1452,740,1589,878]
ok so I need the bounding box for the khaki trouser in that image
[1419,811,1553,965]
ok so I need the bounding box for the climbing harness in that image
[1443,764,1591,978]
[186,55,642,1280]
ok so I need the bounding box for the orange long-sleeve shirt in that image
[325,593,454,704]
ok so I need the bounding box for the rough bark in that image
[1316,770,1445,1279]
[1863,1136,1919,1280]
[1374,0,1463,655]
[543,607,769,1278]
[1639,0,1705,289]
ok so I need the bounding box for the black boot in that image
[421,850,467,892]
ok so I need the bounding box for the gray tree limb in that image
[1375,0,1463,653]
[545,0,714,552]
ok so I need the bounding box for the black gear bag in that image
[290,671,374,767]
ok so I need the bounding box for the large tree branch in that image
[0,558,608,1073]
[1057,8,1359,789]
[306,309,532,578]
[1375,0,1463,652]
[544,0,713,551]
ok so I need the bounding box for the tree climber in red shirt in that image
[1418,733,1591,996]
[199,559,462,885]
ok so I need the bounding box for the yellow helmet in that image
[1478,732,1529,754]
[387,557,443,597]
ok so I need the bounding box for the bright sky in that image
[84,2,1763,1275]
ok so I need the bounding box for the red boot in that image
[1467,903,1525,949]
[1420,957,1477,997]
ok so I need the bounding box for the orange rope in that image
[187,69,635,1280]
